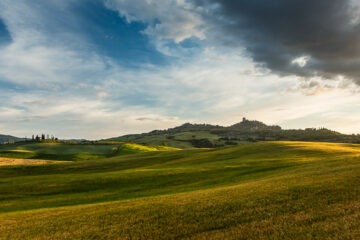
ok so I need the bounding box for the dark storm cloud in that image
[194,0,360,84]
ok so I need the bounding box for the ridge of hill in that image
[109,118,360,148]
[230,118,282,131]
[0,134,24,144]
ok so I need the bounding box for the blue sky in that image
[0,0,359,139]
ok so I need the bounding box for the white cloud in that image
[350,0,360,25]
[0,107,24,118]
[1,42,359,137]
[0,0,107,87]
[291,56,311,68]
[104,0,205,43]
[0,42,107,88]
[0,91,184,139]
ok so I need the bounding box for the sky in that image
[0,0,359,139]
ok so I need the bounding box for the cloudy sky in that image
[0,0,359,139]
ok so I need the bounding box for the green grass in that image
[0,142,119,160]
[111,131,224,148]
[115,143,180,154]
[0,142,175,161]
[0,141,360,239]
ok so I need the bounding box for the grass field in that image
[110,131,225,148]
[0,142,176,161]
[0,141,360,239]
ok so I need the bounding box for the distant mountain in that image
[108,118,360,148]
[0,134,24,144]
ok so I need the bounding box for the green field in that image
[0,142,177,161]
[0,141,360,239]
[111,130,224,148]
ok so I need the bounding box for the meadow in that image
[0,141,359,239]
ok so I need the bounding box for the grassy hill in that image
[0,141,177,161]
[0,134,24,144]
[108,118,360,148]
[0,141,360,239]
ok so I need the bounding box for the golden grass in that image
[121,143,180,152]
[0,157,67,166]
[279,141,360,153]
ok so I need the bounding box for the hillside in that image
[109,118,360,148]
[0,141,360,239]
[0,141,178,162]
[0,134,24,144]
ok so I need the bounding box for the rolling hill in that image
[0,141,178,162]
[2,118,359,149]
[0,134,24,144]
[108,118,360,148]
[0,141,359,239]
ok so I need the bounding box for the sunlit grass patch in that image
[0,157,67,166]
[116,143,180,155]
[279,141,360,153]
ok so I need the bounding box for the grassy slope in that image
[0,142,119,160]
[111,131,224,148]
[0,141,360,239]
[0,142,176,161]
